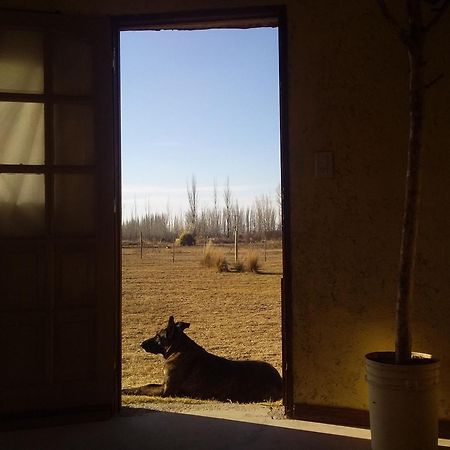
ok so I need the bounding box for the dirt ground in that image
[121,241,283,397]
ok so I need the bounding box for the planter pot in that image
[365,351,440,450]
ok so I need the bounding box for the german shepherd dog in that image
[122,316,282,403]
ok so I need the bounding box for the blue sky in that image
[120,28,280,219]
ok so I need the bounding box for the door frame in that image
[112,5,293,415]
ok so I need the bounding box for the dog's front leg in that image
[161,378,182,398]
[161,381,172,397]
[122,383,164,396]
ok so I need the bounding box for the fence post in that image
[140,232,143,259]
[234,226,238,262]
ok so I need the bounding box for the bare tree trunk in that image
[376,0,450,363]
[223,177,232,238]
[395,0,425,364]
[213,179,220,236]
[186,175,198,232]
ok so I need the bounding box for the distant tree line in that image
[122,177,282,242]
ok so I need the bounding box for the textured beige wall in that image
[3,0,450,420]
[288,1,450,419]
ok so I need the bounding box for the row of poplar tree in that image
[122,177,282,242]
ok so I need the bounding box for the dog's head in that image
[141,316,190,357]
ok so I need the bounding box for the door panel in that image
[0,244,46,310]
[55,246,96,308]
[53,174,96,236]
[53,311,96,383]
[0,12,118,419]
[0,314,48,387]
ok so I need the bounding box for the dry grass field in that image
[121,241,283,394]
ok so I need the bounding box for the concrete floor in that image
[2,406,450,450]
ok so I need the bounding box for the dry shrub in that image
[233,260,245,273]
[246,251,261,273]
[201,241,216,267]
[201,241,229,272]
[215,255,229,273]
[178,231,196,246]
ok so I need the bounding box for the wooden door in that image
[0,11,119,419]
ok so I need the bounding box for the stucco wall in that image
[288,1,450,420]
[3,0,450,421]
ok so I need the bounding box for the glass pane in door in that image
[53,103,94,165]
[0,173,45,236]
[0,101,45,165]
[52,36,93,95]
[0,29,44,94]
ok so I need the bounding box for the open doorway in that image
[117,11,289,412]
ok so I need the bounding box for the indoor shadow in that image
[1,408,373,450]
[2,408,449,450]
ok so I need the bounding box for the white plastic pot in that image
[365,351,440,450]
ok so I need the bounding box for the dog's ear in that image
[167,316,175,338]
[176,321,190,332]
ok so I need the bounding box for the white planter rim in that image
[366,351,439,366]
